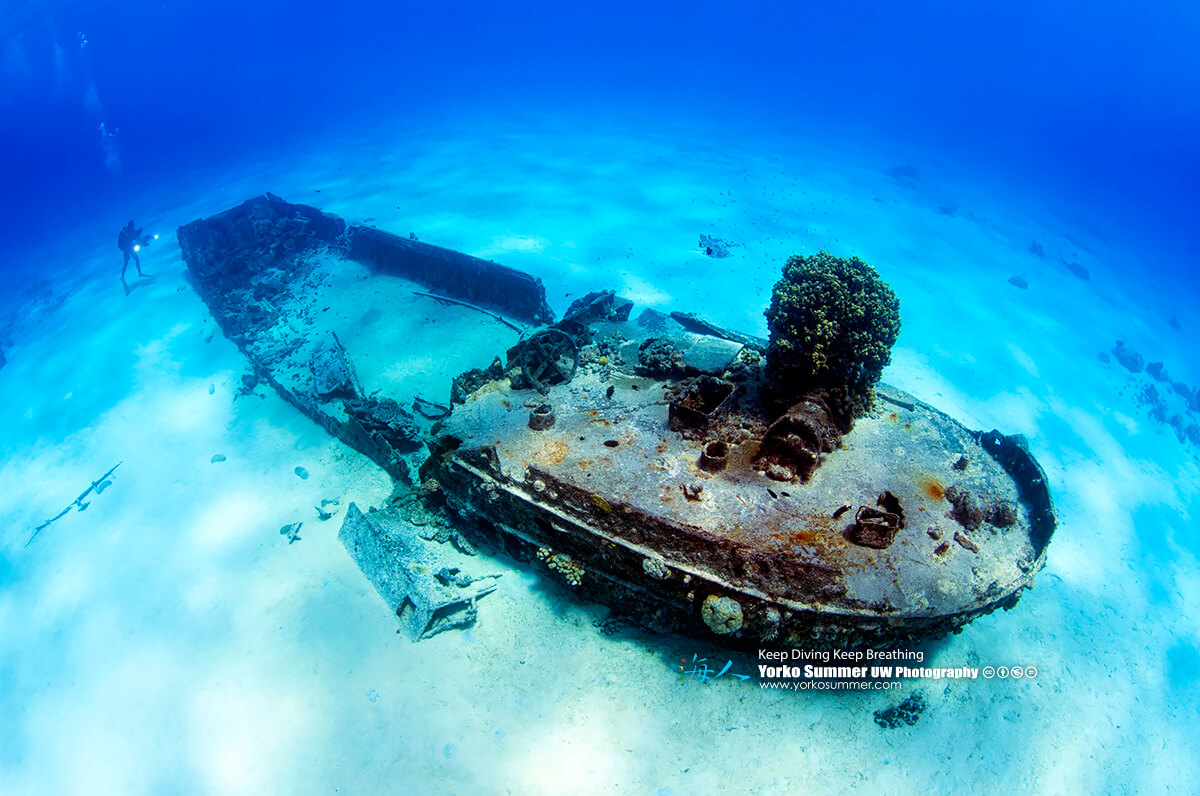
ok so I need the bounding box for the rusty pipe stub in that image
[528,403,556,431]
[699,441,729,473]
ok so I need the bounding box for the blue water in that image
[3,2,1198,281]
[3,3,1200,794]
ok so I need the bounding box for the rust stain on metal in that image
[539,441,569,464]
[921,477,945,500]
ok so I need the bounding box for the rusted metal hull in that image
[423,369,1053,649]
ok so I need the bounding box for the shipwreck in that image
[178,194,1054,649]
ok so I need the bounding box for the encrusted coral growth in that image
[637,337,686,376]
[536,547,585,587]
[874,692,927,728]
[589,494,613,513]
[764,251,901,429]
[700,594,744,635]
[945,483,1018,531]
[641,556,672,580]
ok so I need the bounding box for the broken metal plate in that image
[338,503,498,641]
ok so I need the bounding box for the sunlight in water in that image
[514,717,629,793]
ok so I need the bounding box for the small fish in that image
[294,466,309,480]
[1008,274,1029,290]
[832,504,852,519]
[605,385,615,400]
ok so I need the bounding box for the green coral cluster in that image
[764,251,901,426]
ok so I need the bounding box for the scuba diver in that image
[118,220,156,294]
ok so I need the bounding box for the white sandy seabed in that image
[1,111,1198,795]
